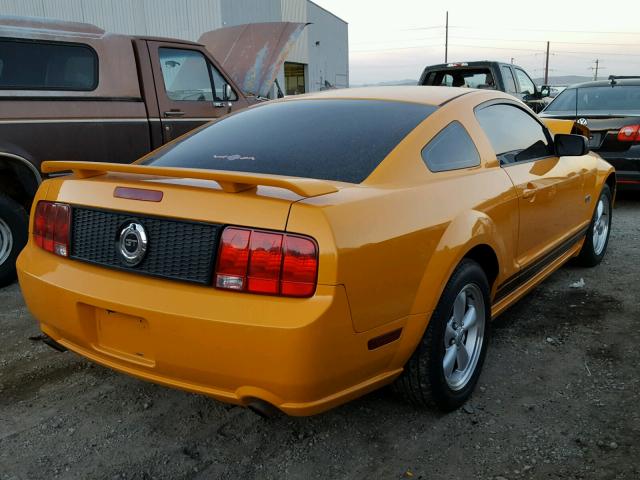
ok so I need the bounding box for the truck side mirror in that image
[224,84,233,101]
[539,85,551,98]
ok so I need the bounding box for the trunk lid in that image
[40,161,342,285]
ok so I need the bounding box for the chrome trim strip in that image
[0,118,149,124]
[0,118,216,124]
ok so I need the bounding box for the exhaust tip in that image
[247,399,281,419]
[41,334,68,352]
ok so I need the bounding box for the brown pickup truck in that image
[0,16,305,285]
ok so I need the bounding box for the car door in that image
[147,41,244,142]
[475,102,586,268]
[500,65,518,97]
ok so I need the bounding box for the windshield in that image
[544,85,640,115]
[142,99,436,184]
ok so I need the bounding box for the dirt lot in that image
[1,195,639,480]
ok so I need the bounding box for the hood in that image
[199,22,308,98]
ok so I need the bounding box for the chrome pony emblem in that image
[117,222,148,266]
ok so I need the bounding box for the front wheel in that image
[575,184,612,267]
[394,259,491,411]
[0,193,28,287]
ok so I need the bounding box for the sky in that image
[313,0,640,85]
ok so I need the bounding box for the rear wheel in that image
[0,193,28,287]
[394,259,490,411]
[576,184,612,267]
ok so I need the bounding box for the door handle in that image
[522,182,538,199]
[214,102,232,108]
[163,110,185,117]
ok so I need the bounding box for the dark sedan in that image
[540,77,640,189]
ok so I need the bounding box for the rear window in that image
[142,99,436,183]
[421,121,480,172]
[0,39,98,91]
[424,68,496,89]
[545,85,640,114]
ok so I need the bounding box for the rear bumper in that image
[17,245,423,415]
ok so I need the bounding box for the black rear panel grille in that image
[70,207,220,284]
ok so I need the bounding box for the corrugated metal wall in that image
[308,1,348,89]
[0,0,347,92]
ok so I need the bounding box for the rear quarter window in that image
[0,39,98,91]
[142,99,436,183]
[421,121,480,172]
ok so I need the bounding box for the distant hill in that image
[533,75,592,86]
[351,79,417,87]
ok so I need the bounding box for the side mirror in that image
[555,133,589,156]
[539,85,551,98]
[224,84,233,101]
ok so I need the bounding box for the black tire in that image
[394,259,491,411]
[575,184,612,267]
[0,193,28,287]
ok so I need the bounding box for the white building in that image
[0,0,349,95]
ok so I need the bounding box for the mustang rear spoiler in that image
[40,161,339,198]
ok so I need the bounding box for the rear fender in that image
[410,209,506,317]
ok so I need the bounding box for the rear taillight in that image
[617,124,640,142]
[33,201,71,257]
[215,227,318,297]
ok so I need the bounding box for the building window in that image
[0,39,98,91]
[284,62,306,95]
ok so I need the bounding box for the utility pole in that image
[510,57,514,64]
[593,59,599,80]
[444,11,449,63]
[544,41,550,85]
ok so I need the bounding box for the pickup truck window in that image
[425,69,495,89]
[142,99,436,184]
[422,121,480,172]
[476,104,552,164]
[159,48,214,102]
[209,64,238,101]
[0,39,97,91]
[514,68,535,96]
[501,66,517,94]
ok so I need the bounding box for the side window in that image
[514,68,535,96]
[209,64,238,101]
[0,39,97,91]
[421,121,481,172]
[159,48,213,101]
[475,104,552,165]
[501,66,517,94]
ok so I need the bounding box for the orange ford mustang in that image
[17,87,615,416]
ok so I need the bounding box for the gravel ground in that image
[1,195,639,480]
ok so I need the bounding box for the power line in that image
[450,25,640,35]
[449,35,640,47]
[401,25,444,31]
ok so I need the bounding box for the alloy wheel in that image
[0,217,13,266]
[443,283,486,391]
[593,194,610,256]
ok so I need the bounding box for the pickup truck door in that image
[147,41,247,142]
[475,103,587,269]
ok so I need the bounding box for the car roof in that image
[286,86,490,107]
[422,60,515,70]
[566,78,640,88]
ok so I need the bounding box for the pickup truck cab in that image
[0,16,304,285]
[419,61,549,113]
